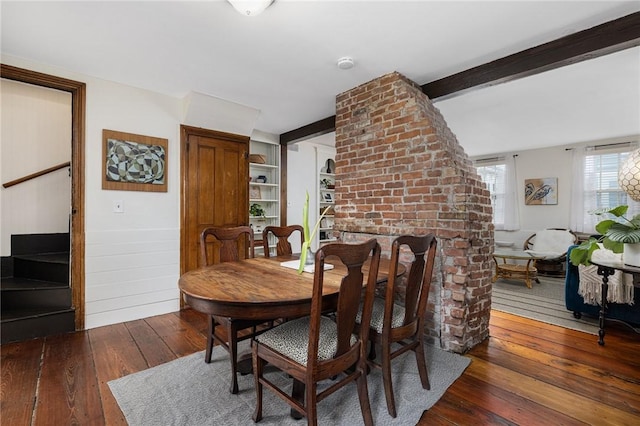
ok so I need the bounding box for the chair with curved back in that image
[252,239,382,426]
[357,233,438,418]
[523,228,577,277]
[199,225,267,394]
[261,224,304,257]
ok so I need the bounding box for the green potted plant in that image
[249,203,266,218]
[570,205,640,267]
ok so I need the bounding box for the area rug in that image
[492,276,599,334]
[108,344,470,426]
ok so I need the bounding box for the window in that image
[572,145,640,233]
[476,163,506,228]
[584,151,631,210]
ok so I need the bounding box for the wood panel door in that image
[180,126,249,277]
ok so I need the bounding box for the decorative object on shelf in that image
[255,175,267,183]
[324,158,335,174]
[322,191,334,203]
[249,203,266,218]
[249,153,266,164]
[249,185,261,200]
[524,177,557,205]
[320,178,335,189]
[619,148,640,201]
[102,129,168,192]
[298,191,331,273]
[569,205,640,267]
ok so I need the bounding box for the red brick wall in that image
[334,72,494,353]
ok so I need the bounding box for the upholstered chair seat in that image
[356,298,406,334]
[256,316,356,366]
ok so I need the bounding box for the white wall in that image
[1,54,270,329]
[495,146,574,248]
[286,142,317,252]
[82,71,183,328]
[1,79,72,255]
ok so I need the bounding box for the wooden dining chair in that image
[252,239,381,426]
[261,225,304,257]
[357,233,437,418]
[200,225,268,394]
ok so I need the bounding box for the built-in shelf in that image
[249,138,280,256]
[317,148,336,248]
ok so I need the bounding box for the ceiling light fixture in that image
[337,57,354,70]
[227,0,274,17]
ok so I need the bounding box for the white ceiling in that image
[2,1,639,157]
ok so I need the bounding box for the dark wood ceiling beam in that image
[423,11,640,100]
[280,11,640,145]
[279,115,336,145]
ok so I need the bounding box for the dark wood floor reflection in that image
[2,309,639,425]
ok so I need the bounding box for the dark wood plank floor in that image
[2,308,639,425]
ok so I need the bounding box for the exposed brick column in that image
[334,72,494,353]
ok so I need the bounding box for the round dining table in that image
[178,254,401,321]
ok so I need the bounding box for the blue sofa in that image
[565,245,640,326]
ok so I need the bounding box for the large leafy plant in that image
[570,205,640,266]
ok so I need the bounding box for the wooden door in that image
[180,126,249,276]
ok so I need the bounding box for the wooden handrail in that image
[2,162,71,188]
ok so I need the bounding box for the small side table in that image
[492,250,545,288]
[589,259,640,345]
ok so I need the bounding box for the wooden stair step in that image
[1,308,75,344]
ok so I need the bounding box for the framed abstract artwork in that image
[524,177,557,205]
[102,129,168,192]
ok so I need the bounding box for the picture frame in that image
[102,129,168,192]
[524,177,558,205]
[322,191,334,203]
[249,185,262,200]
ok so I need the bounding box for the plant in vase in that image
[298,191,331,273]
[570,205,640,267]
[249,203,266,218]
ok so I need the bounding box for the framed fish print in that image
[524,177,557,205]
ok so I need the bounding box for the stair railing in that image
[2,162,71,188]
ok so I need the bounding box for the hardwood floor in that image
[2,309,639,425]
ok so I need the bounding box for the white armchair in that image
[523,228,578,276]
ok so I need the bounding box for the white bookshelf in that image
[249,138,280,256]
[316,147,337,248]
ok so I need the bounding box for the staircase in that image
[1,233,75,344]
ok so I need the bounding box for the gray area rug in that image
[492,276,599,334]
[108,344,470,426]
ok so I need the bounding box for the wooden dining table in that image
[179,254,401,322]
[179,253,403,416]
